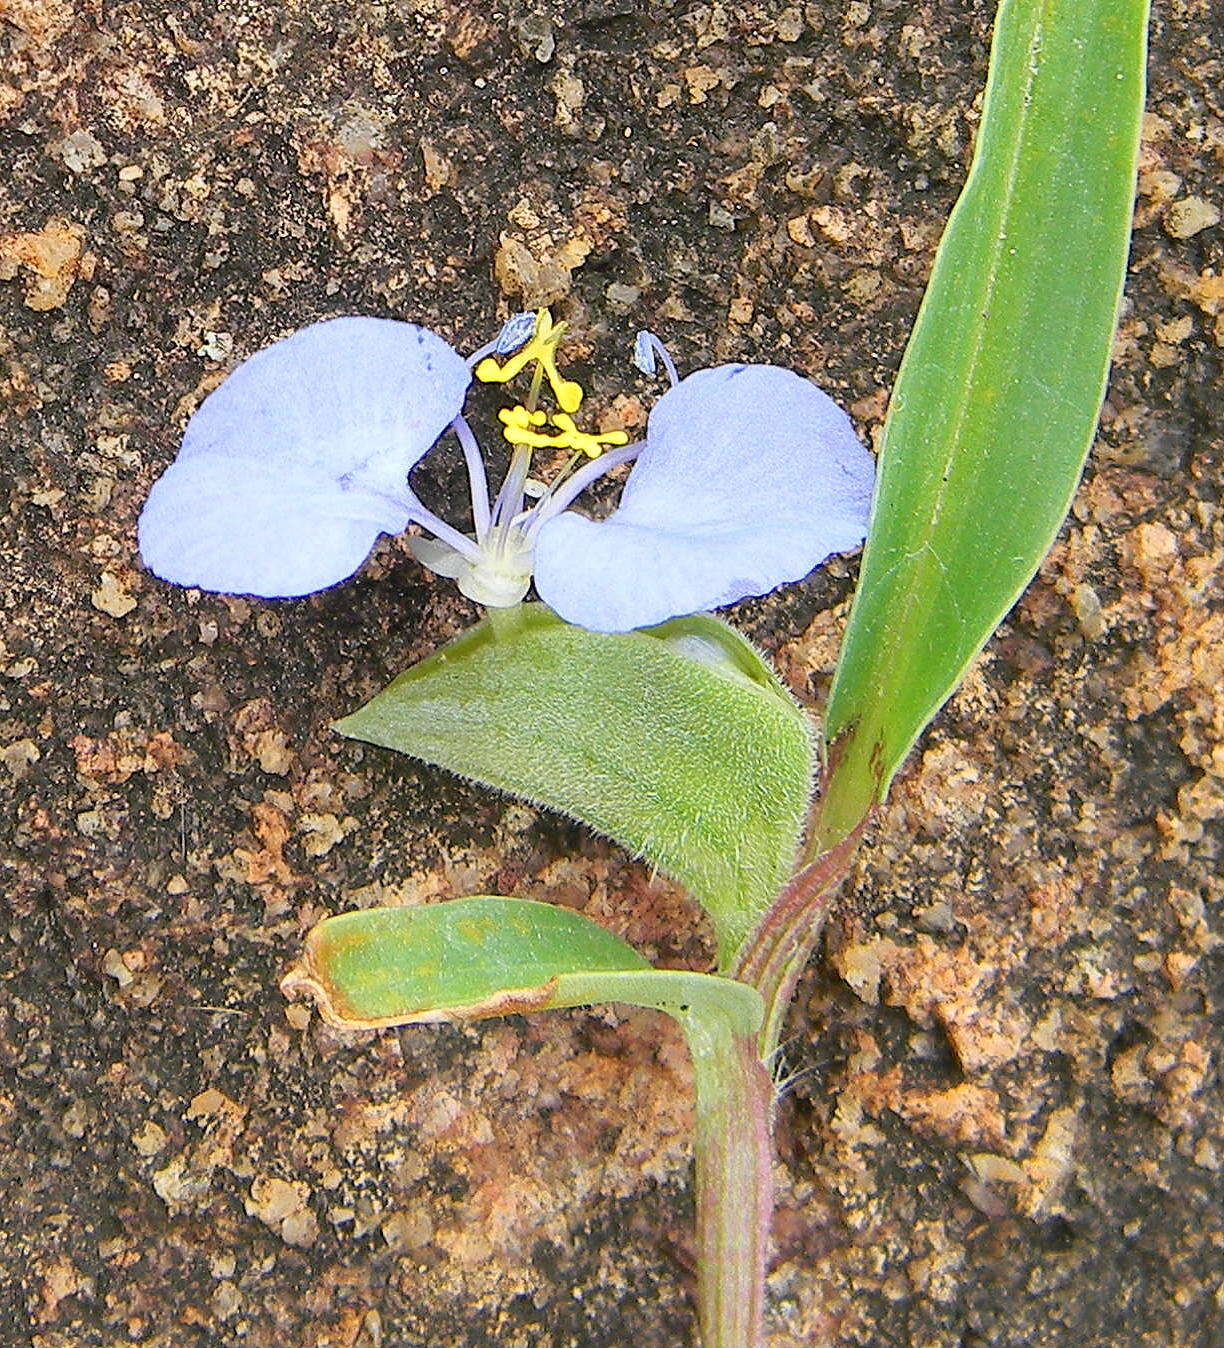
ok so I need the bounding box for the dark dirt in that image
[1,1,1221,1346]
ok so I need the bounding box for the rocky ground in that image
[1,1,1220,1345]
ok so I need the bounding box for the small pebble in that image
[1164,195,1219,239]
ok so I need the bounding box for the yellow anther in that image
[499,405,548,433]
[474,309,584,414]
[549,414,630,459]
[497,407,630,459]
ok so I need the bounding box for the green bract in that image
[335,606,814,966]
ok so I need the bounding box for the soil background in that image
[1,1,1221,1346]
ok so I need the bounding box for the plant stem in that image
[732,822,866,1061]
[484,602,530,640]
[683,1013,775,1348]
[681,808,868,1346]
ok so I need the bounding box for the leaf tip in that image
[280,949,347,1027]
[330,712,362,741]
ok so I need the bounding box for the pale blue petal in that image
[534,363,874,632]
[140,316,470,596]
[139,455,410,598]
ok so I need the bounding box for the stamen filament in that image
[524,440,643,539]
[526,357,545,413]
[451,414,491,541]
[401,493,483,561]
[490,444,533,535]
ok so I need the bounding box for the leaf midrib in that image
[830,0,1053,756]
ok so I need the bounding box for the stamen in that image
[524,440,643,539]
[498,407,630,459]
[495,311,540,355]
[550,414,630,459]
[633,330,680,387]
[500,405,549,437]
[474,309,584,413]
[465,311,536,367]
[451,414,491,541]
[400,492,483,561]
[489,445,533,534]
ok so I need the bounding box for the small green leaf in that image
[336,605,813,964]
[646,614,798,700]
[819,0,1150,845]
[281,897,763,1038]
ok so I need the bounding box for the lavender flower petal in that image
[139,316,470,597]
[533,364,875,632]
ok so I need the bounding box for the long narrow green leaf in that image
[281,898,763,1037]
[819,0,1150,845]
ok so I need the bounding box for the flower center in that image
[403,310,645,610]
[473,308,583,414]
[497,406,629,460]
[452,311,628,605]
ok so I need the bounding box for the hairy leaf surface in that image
[337,607,813,963]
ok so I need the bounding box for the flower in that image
[400,308,637,609]
[138,312,875,631]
